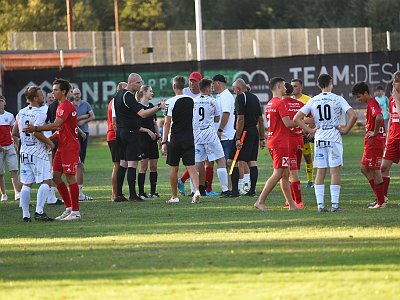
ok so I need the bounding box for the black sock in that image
[199,185,206,195]
[250,166,258,192]
[116,166,127,197]
[127,167,137,198]
[231,167,239,194]
[138,172,145,194]
[150,171,157,194]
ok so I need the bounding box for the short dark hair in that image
[284,82,293,95]
[351,81,370,95]
[291,78,303,86]
[0,95,5,101]
[24,86,41,101]
[317,74,332,89]
[173,76,185,90]
[53,78,71,96]
[269,77,285,90]
[376,85,384,91]
[199,78,212,92]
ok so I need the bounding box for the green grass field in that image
[1,134,400,300]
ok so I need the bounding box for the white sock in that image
[314,184,325,208]
[20,185,31,218]
[189,179,194,193]
[330,185,341,208]
[79,184,83,197]
[46,187,57,203]
[217,168,229,192]
[36,183,50,214]
[238,178,244,190]
[243,173,250,184]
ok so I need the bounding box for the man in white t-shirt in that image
[193,79,229,195]
[294,74,357,212]
[0,95,21,202]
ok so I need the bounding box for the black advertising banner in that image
[3,51,400,117]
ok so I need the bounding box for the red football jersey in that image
[282,97,304,137]
[107,99,116,141]
[365,97,385,146]
[0,111,14,146]
[265,97,290,148]
[388,96,400,140]
[56,100,79,151]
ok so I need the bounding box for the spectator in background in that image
[0,95,21,202]
[107,82,128,201]
[72,88,95,201]
[374,85,389,131]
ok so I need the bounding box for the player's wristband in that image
[259,138,265,141]
[218,128,223,132]
[236,137,241,141]
[161,141,167,145]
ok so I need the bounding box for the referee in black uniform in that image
[114,73,164,202]
[228,78,266,197]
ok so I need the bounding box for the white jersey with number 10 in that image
[300,92,352,144]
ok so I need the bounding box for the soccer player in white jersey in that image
[294,74,357,212]
[12,86,55,222]
[193,79,229,195]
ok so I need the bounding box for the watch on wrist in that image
[218,128,223,132]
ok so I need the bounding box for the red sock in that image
[69,182,80,211]
[375,182,385,205]
[181,170,190,183]
[290,182,295,203]
[291,181,302,203]
[205,167,214,192]
[57,182,71,208]
[383,176,390,197]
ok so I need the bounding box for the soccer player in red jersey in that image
[25,78,81,221]
[352,82,386,209]
[282,83,305,208]
[254,77,298,211]
[380,71,400,206]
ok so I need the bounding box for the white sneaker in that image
[14,192,20,201]
[1,194,8,201]
[166,197,179,204]
[192,191,201,204]
[55,210,72,220]
[243,182,250,192]
[61,211,81,221]
[79,194,93,201]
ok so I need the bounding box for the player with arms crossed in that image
[294,74,357,212]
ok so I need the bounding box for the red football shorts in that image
[268,147,289,169]
[362,146,384,169]
[383,138,400,163]
[53,149,79,175]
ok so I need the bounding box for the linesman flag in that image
[229,130,247,175]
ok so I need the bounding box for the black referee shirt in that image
[114,89,143,129]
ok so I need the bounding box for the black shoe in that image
[129,195,144,202]
[189,192,194,197]
[220,191,231,198]
[229,191,240,198]
[34,212,54,221]
[48,199,64,205]
[200,191,207,196]
[139,193,149,200]
[23,217,31,222]
[245,190,256,197]
[113,195,128,202]
[367,200,377,208]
